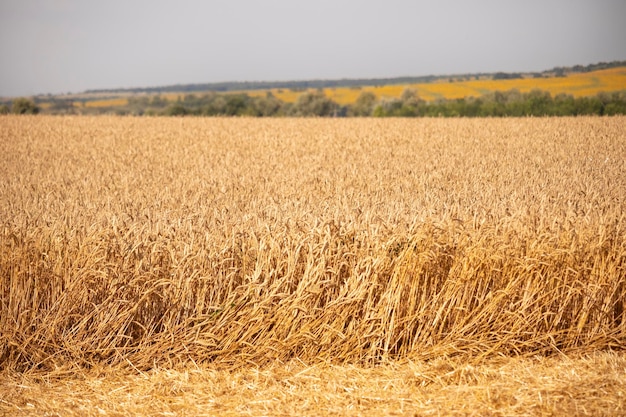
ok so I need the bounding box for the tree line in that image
[0,98,40,115]
[4,88,626,117]
[368,89,626,117]
[82,60,626,95]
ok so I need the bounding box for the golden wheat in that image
[1,115,624,368]
[1,115,625,415]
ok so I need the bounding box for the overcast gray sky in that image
[1,0,624,97]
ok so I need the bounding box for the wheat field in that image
[1,116,625,415]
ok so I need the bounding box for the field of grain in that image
[1,116,625,415]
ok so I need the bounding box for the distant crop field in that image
[82,97,128,108]
[45,66,626,110]
[1,116,625,416]
[247,66,626,104]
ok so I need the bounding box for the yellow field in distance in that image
[81,98,129,108]
[70,66,626,108]
[259,66,626,104]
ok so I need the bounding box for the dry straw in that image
[2,352,625,416]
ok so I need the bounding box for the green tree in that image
[0,104,9,114]
[524,89,552,116]
[11,98,40,114]
[574,96,603,115]
[601,91,626,115]
[290,91,338,117]
[150,95,169,108]
[165,103,190,116]
[201,95,227,116]
[552,94,577,116]
[223,94,251,116]
[399,88,424,116]
[372,104,386,117]
[253,92,284,117]
[373,98,404,117]
[350,91,377,116]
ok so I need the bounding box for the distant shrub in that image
[11,98,40,114]
[290,91,338,117]
[493,72,522,80]
[165,103,190,116]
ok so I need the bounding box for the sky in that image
[1,0,625,97]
